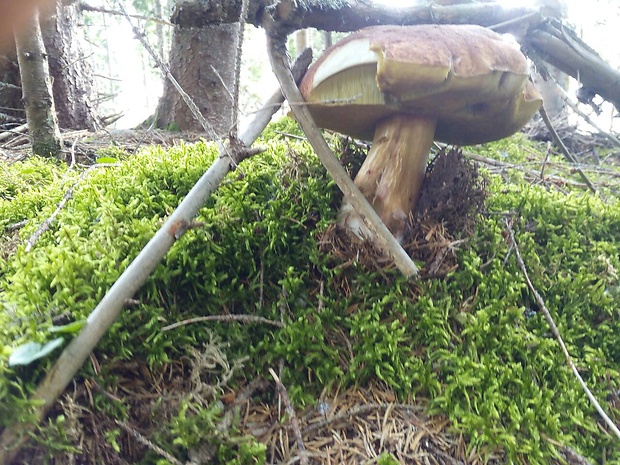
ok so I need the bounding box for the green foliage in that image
[0,156,67,225]
[8,337,64,366]
[158,398,266,465]
[470,132,544,165]
[377,453,400,465]
[0,126,619,463]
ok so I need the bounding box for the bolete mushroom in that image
[300,24,542,242]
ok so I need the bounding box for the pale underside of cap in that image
[300,24,542,145]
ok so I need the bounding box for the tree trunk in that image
[295,29,309,56]
[155,20,239,135]
[14,8,62,158]
[154,0,166,60]
[40,0,99,130]
[0,52,23,123]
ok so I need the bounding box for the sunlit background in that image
[85,0,620,130]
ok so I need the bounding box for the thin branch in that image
[239,48,312,144]
[25,165,118,253]
[504,218,620,442]
[80,3,174,26]
[5,219,29,232]
[0,53,312,465]
[556,86,620,149]
[0,123,28,143]
[161,314,284,332]
[487,10,541,32]
[539,106,599,195]
[263,20,419,278]
[116,420,183,465]
[457,147,590,189]
[269,368,308,465]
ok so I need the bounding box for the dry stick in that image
[268,368,308,465]
[556,86,620,149]
[435,143,589,188]
[80,3,173,25]
[0,53,313,465]
[24,165,118,252]
[0,123,28,143]
[264,26,419,278]
[504,219,620,442]
[161,314,284,332]
[302,402,420,436]
[539,106,599,195]
[116,420,183,465]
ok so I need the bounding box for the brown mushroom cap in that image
[300,24,542,145]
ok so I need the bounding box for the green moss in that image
[0,126,619,463]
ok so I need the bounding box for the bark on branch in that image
[172,0,541,33]
[526,20,620,113]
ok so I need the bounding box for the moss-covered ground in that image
[0,119,619,464]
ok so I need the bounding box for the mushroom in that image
[300,24,542,243]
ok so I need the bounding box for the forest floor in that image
[1,118,619,464]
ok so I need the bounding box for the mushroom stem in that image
[339,114,437,243]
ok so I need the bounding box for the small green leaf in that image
[8,338,64,366]
[96,157,117,164]
[48,320,86,334]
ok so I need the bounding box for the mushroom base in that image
[338,114,437,243]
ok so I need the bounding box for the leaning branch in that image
[554,84,620,149]
[264,19,419,277]
[0,53,312,465]
[269,368,308,465]
[538,106,599,195]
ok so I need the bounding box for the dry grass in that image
[245,381,506,465]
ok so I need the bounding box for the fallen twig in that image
[25,164,118,253]
[556,85,620,149]
[504,218,620,442]
[436,143,590,189]
[263,18,419,278]
[161,314,284,332]
[269,368,308,465]
[0,123,28,143]
[539,106,599,195]
[116,420,183,465]
[5,219,29,232]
